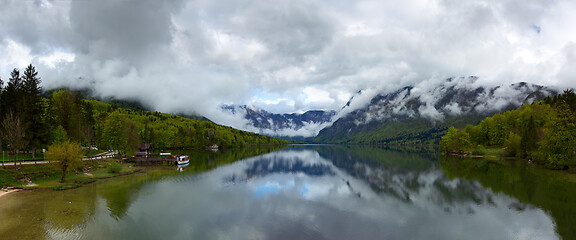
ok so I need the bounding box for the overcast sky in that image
[1,0,575,121]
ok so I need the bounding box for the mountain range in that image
[222,77,560,144]
[221,105,336,139]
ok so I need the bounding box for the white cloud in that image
[0,40,34,72]
[1,0,575,130]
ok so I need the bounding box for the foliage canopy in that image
[440,90,576,170]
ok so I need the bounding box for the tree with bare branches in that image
[2,111,26,180]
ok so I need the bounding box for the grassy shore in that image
[0,158,141,192]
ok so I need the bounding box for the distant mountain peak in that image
[221,79,560,142]
[221,104,336,138]
[315,80,560,144]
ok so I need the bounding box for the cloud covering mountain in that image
[1,0,576,130]
[221,105,335,137]
[315,78,560,143]
[345,77,558,124]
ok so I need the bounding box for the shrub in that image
[107,163,123,174]
[472,145,486,155]
[500,132,522,157]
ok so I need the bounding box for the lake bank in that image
[0,188,21,198]
[0,159,142,193]
[0,146,563,240]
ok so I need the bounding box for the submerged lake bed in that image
[1,145,573,240]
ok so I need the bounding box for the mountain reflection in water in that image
[0,146,561,240]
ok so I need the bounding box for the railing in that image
[82,153,119,161]
[0,151,119,165]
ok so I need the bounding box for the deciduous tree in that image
[536,101,576,169]
[2,111,26,179]
[45,140,83,183]
[51,89,80,141]
[102,112,140,156]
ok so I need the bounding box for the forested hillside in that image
[0,65,286,157]
[440,90,576,170]
[314,80,557,145]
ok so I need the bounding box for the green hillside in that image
[314,115,487,145]
[0,65,286,158]
[440,90,576,170]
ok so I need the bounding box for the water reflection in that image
[0,146,561,240]
[441,156,576,239]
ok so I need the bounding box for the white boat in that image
[177,163,189,171]
[176,155,189,165]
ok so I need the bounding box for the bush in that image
[472,145,486,155]
[500,132,522,157]
[107,163,123,174]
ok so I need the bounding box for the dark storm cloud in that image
[203,0,335,62]
[69,0,183,65]
[0,0,71,55]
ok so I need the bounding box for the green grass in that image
[0,159,141,190]
[0,169,19,187]
[83,149,107,157]
[0,152,45,162]
[481,147,501,157]
[0,149,108,164]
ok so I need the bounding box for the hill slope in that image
[315,78,559,144]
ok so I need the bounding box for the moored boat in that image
[176,155,189,165]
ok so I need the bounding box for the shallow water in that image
[0,145,569,240]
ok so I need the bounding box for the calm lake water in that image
[1,145,574,240]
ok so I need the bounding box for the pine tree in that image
[21,64,47,162]
[2,69,23,117]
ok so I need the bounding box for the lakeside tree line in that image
[0,65,286,159]
[440,90,576,170]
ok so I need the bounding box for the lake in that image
[1,145,574,240]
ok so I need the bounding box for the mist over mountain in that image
[221,105,336,138]
[314,78,560,144]
[218,78,560,142]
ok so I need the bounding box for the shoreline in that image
[0,188,21,199]
[0,163,143,198]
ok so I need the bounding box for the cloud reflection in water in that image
[78,146,558,240]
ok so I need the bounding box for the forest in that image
[440,89,576,170]
[0,64,287,159]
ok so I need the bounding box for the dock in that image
[125,156,177,165]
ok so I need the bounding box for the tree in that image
[488,114,508,146]
[21,64,46,163]
[520,116,538,158]
[0,76,3,161]
[440,127,473,154]
[79,100,96,156]
[123,117,140,155]
[52,125,69,143]
[502,132,522,157]
[102,112,140,156]
[2,111,26,180]
[102,112,124,152]
[2,69,23,117]
[51,89,81,141]
[0,76,3,113]
[440,127,458,154]
[45,140,83,183]
[473,116,494,146]
[536,101,576,169]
